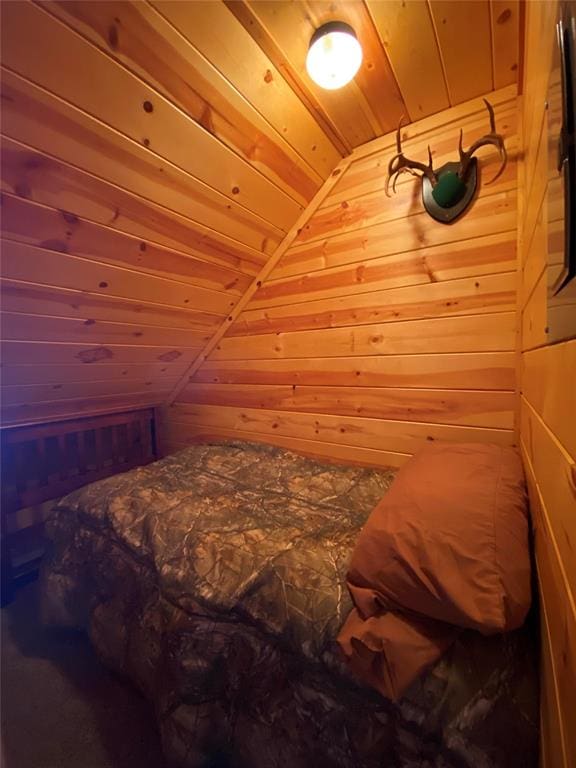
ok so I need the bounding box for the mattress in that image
[40,441,539,768]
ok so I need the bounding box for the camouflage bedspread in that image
[40,441,539,768]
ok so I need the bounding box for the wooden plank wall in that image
[518,2,576,766]
[161,87,519,468]
[0,1,519,429]
[0,0,338,427]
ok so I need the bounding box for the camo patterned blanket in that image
[40,441,539,768]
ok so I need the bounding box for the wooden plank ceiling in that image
[0,0,519,427]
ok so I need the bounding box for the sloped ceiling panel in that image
[0,0,519,427]
[227,0,520,143]
[0,0,338,426]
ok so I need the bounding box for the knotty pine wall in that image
[160,86,519,468]
[518,2,576,766]
[0,0,338,427]
[0,1,520,429]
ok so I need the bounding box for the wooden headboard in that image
[0,407,157,604]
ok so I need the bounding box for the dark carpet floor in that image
[1,580,166,768]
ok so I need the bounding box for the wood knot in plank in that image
[14,183,31,199]
[108,25,119,50]
[40,239,68,253]
[157,350,182,362]
[76,346,113,364]
[61,210,79,225]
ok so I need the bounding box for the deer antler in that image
[458,99,507,183]
[385,119,437,196]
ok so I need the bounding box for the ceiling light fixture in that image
[306,21,363,90]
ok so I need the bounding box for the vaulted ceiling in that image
[226,0,520,151]
[0,0,519,426]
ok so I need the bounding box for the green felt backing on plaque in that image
[432,172,467,208]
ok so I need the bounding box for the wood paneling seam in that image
[0,236,242,307]
[166,155,355,404]
[28,1,313,212]
[0,190,253,284]
[347,85,516,162]
[140,1,326,186]
[221,0,351,155]
[538,574,569,767]
[244,277,518,314]
[36,0,319,209]
[1,62,288,238]
[165,418,413,456]
[523,448,576,620]
[426,0,452,105]
[1,401,165,431]
[521,395,575,466]
[289,189,517,249]
[521,439,571,768]
[1,135,268,269]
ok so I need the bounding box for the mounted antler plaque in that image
[386,99,507,224]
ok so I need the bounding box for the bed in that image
[40,441,539,768]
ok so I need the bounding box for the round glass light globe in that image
[306,26,363,90]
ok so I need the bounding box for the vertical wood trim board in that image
[162,86,520,469]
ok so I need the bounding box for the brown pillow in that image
[337,442,530,699]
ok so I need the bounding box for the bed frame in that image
[0,407,157,605]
